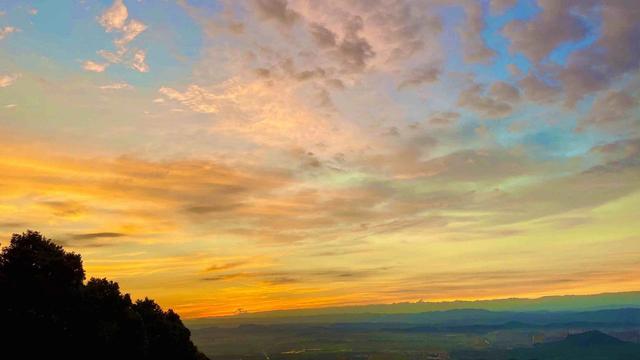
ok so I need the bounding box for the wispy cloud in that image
[84,0,149,73]
[99,82,133,90]
[0,73,19,87]
[72,232,127,240]
[0,26,18,40]
[83,61,108,73]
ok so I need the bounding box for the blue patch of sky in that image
[522,128,570,155]
[441,0,539,84]
[546,8,601,65]
[520,125,605,159]
[0,1,106,75]
[474,0,539,82]
[431,0,610,159]
[117,0,204,88]
[449,105,594,162]
[491,103,607,159]
[440,0,599,86]
[0,0,206,89]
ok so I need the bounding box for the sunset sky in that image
[0,0,639,318]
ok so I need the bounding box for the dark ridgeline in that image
[0,230,208,360]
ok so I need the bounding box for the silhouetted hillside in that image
[454,331,640,360]
[0,230,208,360]
[564,330,626,346]
[508,330,640,359]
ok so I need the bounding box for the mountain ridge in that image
[185,291,640,327]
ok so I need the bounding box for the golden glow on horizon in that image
[1,131,639,318]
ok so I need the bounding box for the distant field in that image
[189,308,640,359]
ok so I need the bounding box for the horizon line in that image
[189,290,640,320]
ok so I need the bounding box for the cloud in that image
[507,64,522,77]
[202,267,387,284]
[0,140,554,250]
[82,60,109,72]
[519,74,560,103]
[386,265,640,300]
[502,0,590,64]
[38,200,88,219]
[98,0,129,32]
[558,62,607,106]
[590,138,640,164]
[489,81,520,102]
[457,82,514,118]
[579,89,638,132]
[279,58,328,82]
[99,82,133,90]
[115,19,147,48]
[248,0,444,81]
[0,148,301,244]
[490,0,517,14]
[349,0,443,66]
[72,232,127,240]
[87,0,149,73]
[0,73,19,88]
[427,111,460,126]
[458,1,495,63]
[333,16,375,72]
[185,204,243,214]
[0,26,18,40]
[153,76,364,153]
[502,1,640,105]
[205,261,248,272]
[252,0,299,26]
[309,22,337,48]
[398,64,440,89]
[131,49,149,73]
[596,1,640,76]
[158,85,219,113]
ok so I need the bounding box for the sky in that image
[0,0,639,318]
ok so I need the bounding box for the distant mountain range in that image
[188,296,640,359]
[456,330,640,360]
[189,308,640,335]
[186,291,640,327]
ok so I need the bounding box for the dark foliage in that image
[0,230,209,360]
[134,298,206,360]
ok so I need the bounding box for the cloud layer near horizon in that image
[0,0,639,317]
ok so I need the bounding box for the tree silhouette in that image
[134,298,207,360]
[80,278,148,358]
[0,230,208,360]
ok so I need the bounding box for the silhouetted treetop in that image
[1,230,84,291]
[0,230,209,360]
